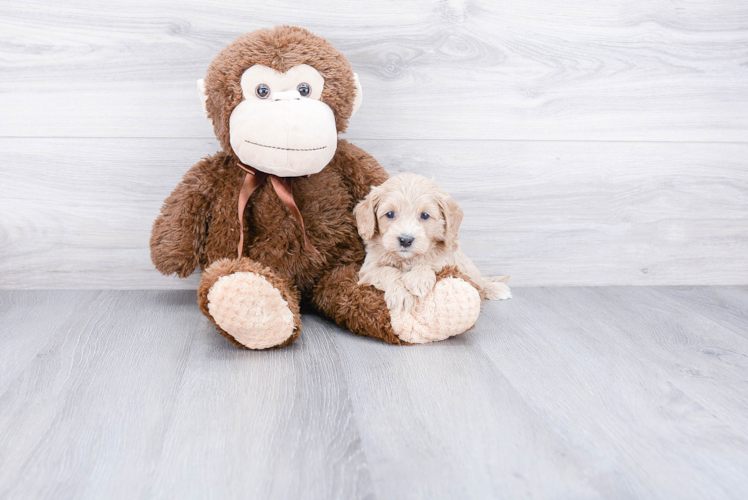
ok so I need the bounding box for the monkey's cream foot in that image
[198,258,301,349]
[389,277,480,344]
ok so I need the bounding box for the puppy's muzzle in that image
[398,235,414,248]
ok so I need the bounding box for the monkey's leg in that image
[312,265,481,345]
[198,258,301,349]
[389,266,482,343]
[312,264,407,345]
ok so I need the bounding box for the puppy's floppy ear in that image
[437,193,463,248]
[354,185,382,240]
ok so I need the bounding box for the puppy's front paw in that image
[401,266,437,297]
[384,284,417,315]
[482,280,512,300]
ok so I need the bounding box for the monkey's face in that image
[200,27,363,176]
[226,64,338,178]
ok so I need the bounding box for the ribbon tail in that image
[236,169,267,259]
[269,176,320,254]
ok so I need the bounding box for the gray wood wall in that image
[1,0,747,288]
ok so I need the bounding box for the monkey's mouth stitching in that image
[245,140,327,152]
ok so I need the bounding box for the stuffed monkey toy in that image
[150,26,482,349]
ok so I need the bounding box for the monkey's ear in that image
[354,185,380,241]
[438,194,464,249]
[350,73,363,118]
[197,79,209,118]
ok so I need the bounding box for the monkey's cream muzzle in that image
[228,90,338,178]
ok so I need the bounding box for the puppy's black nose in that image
[398,235,414,248]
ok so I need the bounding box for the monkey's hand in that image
[150,212,205,278]
[401,265,437,298]
[150,163,212,278]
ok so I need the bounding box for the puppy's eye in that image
[420,212,430,220]
[297,82,311,97]
[385,211,395,219]
[255,84,270,99]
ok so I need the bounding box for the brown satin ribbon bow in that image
[235,162,319,259]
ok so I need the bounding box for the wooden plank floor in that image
[1,287,747,499]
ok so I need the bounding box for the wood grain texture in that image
[1,138,746,288]
[471,287,748,499]
[1,0,747,141]
[653,286,748,341]
[0,291,373,499]
[1,288,748,498]
[322,314,601,499]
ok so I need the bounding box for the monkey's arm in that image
[335,139,389,203]
[150,158,215,278]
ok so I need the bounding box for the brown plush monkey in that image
[150,26,481,349]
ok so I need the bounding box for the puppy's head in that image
[354,173,463,260]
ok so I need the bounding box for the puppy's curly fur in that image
[354,173,511,314]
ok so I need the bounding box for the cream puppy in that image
[354,173,511,314]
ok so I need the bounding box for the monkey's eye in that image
[385,211,395,219]
[297,82,311,97]
[420,212,430,220]
[255,84,270,99]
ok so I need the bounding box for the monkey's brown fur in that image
[151,26,477,348]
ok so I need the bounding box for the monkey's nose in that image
[398,235,414,248]
[273,90,301,101]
